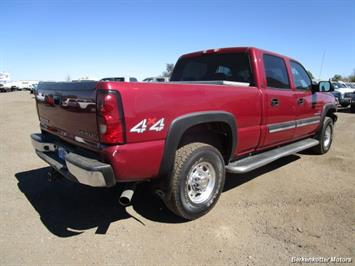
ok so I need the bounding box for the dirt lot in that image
[0,91,354,265]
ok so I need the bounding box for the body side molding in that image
[267,116,321,133]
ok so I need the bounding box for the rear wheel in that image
[164,143,225,220]
[312,117,334,154]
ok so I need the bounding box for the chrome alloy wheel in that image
[186,162,216,204]
[323,124,332,148]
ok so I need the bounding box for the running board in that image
[226,138,319,174]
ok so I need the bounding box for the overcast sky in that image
[1,0,354,81]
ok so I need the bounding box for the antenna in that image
[318,51,326,80]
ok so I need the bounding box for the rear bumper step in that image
[31,133,116,187]
[226,138,319,174]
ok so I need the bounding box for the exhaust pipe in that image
[119,183,136,206]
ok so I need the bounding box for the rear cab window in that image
[170,52,254,85]
[263,54,290,89]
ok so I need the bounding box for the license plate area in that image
[58,146,68,161]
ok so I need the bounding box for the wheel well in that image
[326,108,337,123]
[178,122,233,164]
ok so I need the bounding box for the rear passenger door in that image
[260,54,296,148]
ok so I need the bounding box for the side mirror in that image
[317,81,332,93]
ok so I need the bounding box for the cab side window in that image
[290,61,312,90]
[263,54,290,89]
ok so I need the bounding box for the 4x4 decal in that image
[130,118,165,133]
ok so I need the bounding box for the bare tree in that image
[332,74,342,81]
[65,75,71,82]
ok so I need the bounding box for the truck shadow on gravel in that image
[15,155,300,237]
[15,167,183,237]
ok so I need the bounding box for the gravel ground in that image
[0,91,354,265]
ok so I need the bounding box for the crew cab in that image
[31,47,337,220]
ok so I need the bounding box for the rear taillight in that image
[97,90,125,144]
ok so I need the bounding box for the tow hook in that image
[119,183,137,206]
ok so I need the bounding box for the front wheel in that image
[164,143,225,220]
[312,117,334,154]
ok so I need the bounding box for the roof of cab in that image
[180,47,296,62]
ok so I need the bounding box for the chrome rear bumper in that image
[31,133,116,187]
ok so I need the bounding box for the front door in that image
[290,61,322,138]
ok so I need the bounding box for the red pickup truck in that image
[31,47,337,220]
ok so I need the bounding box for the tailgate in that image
[36,81,99,147]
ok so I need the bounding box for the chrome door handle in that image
[271,98,279,106]
[297,98,304,105]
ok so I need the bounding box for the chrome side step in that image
[226,138,319,174]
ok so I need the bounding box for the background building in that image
[0,71,11,85]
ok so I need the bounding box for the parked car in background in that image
[100,76,138,82]
[2,82,17,91]
[143,77,168,82]
[0,84,6,92]
[345,82,355,89]
[0,84,10,92]
[2,82,13,91]
[330,81,353,108]
[3,80,38,91]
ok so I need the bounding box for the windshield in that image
[170,52,253,84]
[333,82,346,89]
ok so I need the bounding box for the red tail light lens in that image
[97,90,125,144]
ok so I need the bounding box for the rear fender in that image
[158,111,237,177]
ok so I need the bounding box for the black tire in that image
[164,142,225,220]
[350,104,355,113]
[312,117,334,154]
